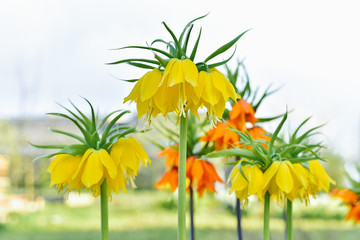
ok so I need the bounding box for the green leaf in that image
[268,110,288,154]
[98,109,123,129]
[257,114,285,123]
[162,21,183,57]
[151,39,176,55]
[81,97,97,132]
[99,110,131,147]
[206,148,261,161]
[179,13,209,45]
[207,46,237,69]
[112,45,172,58]
[290,117,312,143]
[29,142,66,149]
[109,127,137,143]
[182,24,194,55]
[128,62,156,69]
[47,112,91,143]
[204,29,250,63]
[49,128,86,144]
[59,144,88,156]
[106,58,159,65]
[56,102,87,127]
[189,28,202,61]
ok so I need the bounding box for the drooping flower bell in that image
[110,14,249,125]
[33,99,151,197]
[155,145,224,196]
[229,161,264,205]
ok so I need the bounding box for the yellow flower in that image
[74,149,118,189]
[124,68,163,122]
[191,68,237,125]
[110,137,151,188]
[229,162,264,205]
[263,161,308,203]
[308,160,335,193]
[155,58,199,116]
[48,154,83,193]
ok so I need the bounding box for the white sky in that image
[1,0,360,160]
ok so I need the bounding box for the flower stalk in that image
[264,192,270,240]
[178,114,188,240]
[100,182,109,240]
[287,199,293,240]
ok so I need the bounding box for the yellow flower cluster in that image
[48,137,151,197]
[124,59,237,125]
[229,160,335,205]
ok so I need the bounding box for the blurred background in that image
[1,0,360,239]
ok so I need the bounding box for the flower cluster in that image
[155,145,224,196]
[110,14,249,125]
[33,100,151,197]
[208,113,335,205]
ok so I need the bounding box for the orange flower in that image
[332,188,359,204]
[155,149,224,196]
[158,146,179,167]
[186,156,224,196]
[200,122,239,150]
[346,202,360,222]
[154,167,178,192]
[229,100,257,131]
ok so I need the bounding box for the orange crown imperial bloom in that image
[200,121,239,150]
[155,149,224,196]
[186,156,224,196]
[332,188,359,204]
[345,202,360,223]
[229,99,258,131]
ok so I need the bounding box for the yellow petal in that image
[248,165,264,196]
[124,78,142,103]
[81,150,104,188]
[49,154,80,186]
[276,161,294,194]
[99,149,117,179]
[182,59,198,86]
[210,68,236,102]
[129,137,151,166]
[140,69,163,101]
[201,72,221,105]
[167,59,185,87]
[263,161,280,190]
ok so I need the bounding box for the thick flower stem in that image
[264,192,270,240]
[178,114,188,240]
[190,187,195,240]
[236,198,243,240]
[287,199,293,240]
[100,182,109,240]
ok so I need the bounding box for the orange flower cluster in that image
[201,99,269,150]
[332,188,360,222]
[155,146,224,196]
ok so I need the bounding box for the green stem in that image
[287,199,293,240]
[264,192,270,240]
[101,182,109,240]
[178,114,188,240]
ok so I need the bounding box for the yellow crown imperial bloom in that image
[110,137,151,188]
[48,154,83,193]
[229,162,264,205]
[124,68,163,122]
[192,68,237,125]
[74,148,118,188]
[263,160,308,204]
[154,58,199,117]
[308,160,335,193]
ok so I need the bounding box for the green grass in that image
[1,190,359,240]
